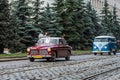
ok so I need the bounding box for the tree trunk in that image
[0,46,4,53]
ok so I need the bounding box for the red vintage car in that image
[27,37,72,62]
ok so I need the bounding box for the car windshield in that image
[94,38,108,42]
[38,38,58,45]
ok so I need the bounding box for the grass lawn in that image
[0,53,26,58]
[72,50,92,55]
[0,50,92,58]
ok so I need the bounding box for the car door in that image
[57,39,68,57]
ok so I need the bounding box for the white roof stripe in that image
[95,36,115,38]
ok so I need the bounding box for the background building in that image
[43,0,120,17]
[90,0,120,17]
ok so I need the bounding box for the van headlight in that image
[104,46,107,49]
[94,46,97,49]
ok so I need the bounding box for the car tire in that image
[51,52,56,62]
[29,58,34,62]
[100,53,103,55]
[113,51,116,55]
[46,58,50,61]
[65,56,70,61]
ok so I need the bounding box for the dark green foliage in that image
[111,5,120,39]
[84,1,103,49]
[86,1,102,36]
[0,0,20,53]
[1,0,120,52]
[52,0,95,50]
[0,0,10,53]
[31,0,44,35]
[40,3,63,37]
[13,0,38,49]
[100,0,120,39]
[52,0,65,37]
[100,0,113,35]
[9,14,24,52]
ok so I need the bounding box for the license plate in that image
[33,55,43,58]
[98,51,101,53]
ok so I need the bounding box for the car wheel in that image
[29,58,34,62]
[65,56,70,61]
[51,52,56,62]
[46,58,50,61]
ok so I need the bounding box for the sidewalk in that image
[0,57,27,62]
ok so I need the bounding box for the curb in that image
[0,57,28,62]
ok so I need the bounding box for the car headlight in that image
[47,48,51,52]
[27,48,30,52]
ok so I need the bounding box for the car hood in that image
[30,44,58,50]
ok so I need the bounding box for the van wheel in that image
[51,52,56,62]
[94,53,97,55]
[29,58,34,62]
[108,52,111,55]
[113,51,116,55]
[100,53,103,55]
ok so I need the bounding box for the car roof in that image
[41,37,63,39]
[95,36,115,39]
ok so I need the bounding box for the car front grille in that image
[30,50,38,54]
[39,50,48,55]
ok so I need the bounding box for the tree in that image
[111,5,120,39]
[31,0,44,36]
[86,1,102,36]
[40,3,62,37]
[64,0,85,49]
[13,0,37,49]
[0,0,20,53]
[52,0,65,37]
[100,0,112,35]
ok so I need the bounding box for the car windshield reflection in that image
[38,38,58,45]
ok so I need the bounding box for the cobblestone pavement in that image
[0,54,120,80]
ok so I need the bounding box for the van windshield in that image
[94,38,108,42]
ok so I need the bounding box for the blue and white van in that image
[92,36,117,55]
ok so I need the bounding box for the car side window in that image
[59,39,63,45]
[62,39,67,45]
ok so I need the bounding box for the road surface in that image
[0,53,120,80]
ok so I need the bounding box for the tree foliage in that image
[0,0,20,53]
[1,0,120,52]
[31,0,44,35]
[100,0,113,35]
[111,5,120,39]
[13,0,38,49]
[40,3,63,37]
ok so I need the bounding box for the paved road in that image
[0,54,120,80]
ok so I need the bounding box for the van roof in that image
[95,36,115,38]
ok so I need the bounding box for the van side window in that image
[110,38,116,42]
